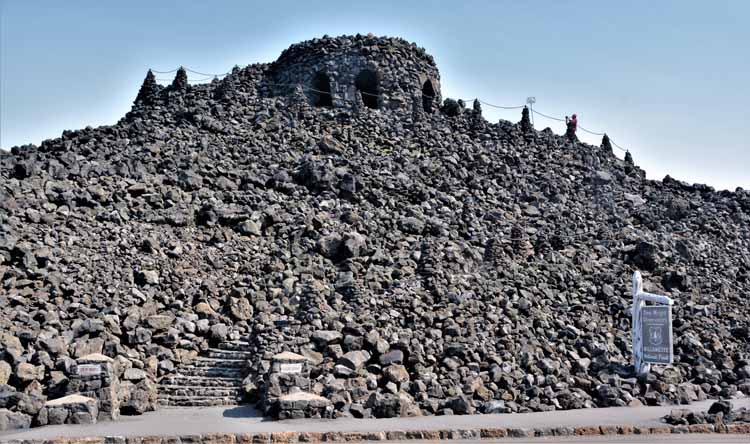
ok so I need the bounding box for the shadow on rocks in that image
[222,404,264,419]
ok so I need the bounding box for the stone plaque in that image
[279,363,303,374]
[641,305,673,364]
[77,363,103,376]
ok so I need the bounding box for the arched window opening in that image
[311,72,333,107]
[422,79,436,113]
[355,70,379,109]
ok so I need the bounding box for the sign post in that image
[632,271,674,375]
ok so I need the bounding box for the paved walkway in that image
[397,437,750,443]
[2,397,748,441]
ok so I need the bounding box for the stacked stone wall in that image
[266,34,441,111]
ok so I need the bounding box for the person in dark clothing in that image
[565,113,578,141]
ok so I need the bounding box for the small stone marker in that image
[68,353,119,421]
[264,351,315,417]
[640,305,673,365]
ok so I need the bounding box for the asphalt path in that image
[2,397,749,442]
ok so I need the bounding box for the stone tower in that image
[266,34,442,112]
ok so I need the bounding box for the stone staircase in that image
[158,340,252,407]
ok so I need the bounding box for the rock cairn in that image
[1,34,750,429]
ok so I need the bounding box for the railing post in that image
[632,271,649,375]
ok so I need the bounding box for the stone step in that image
[174,366,246,378]
[159,375,243,388]
[157,341,252,407]
[158,385,243,398]
[192,357,247,368]
[206,348,254,360]
[158,396,243,407]
[218,341,251,351]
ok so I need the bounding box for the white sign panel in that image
[77,364,102,376]
[279,363,303,374]
[641,305,673,364]
[632,271,674,375]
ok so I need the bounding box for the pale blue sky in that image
[1,1,748,190]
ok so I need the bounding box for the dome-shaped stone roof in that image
[266,34,441,111]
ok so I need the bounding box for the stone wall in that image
[262,352,330,419]
[6,422,750,443]
[265,34,441,111]
[37,394,98,426]
[65,354,120,421]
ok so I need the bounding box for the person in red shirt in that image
[565,113,578,141]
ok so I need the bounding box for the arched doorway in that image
[422,79,436,113]
[310,72,333,107]
[355,70,379,109]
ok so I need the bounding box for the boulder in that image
[15,363,44,382]
[379,350,404,366]
[42,394,98,425]
[146,315,175,331]
[135,270,159,286]
[312,330,343,346]
[123,368,147,382]
[708,400,733,415]
[338,351,370,371]
[0,361,10,385]
[229,297,254,321]
[0,408,31,431]
[383,364,410,384]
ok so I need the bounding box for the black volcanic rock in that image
[1,34,749,425]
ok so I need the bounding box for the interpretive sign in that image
[640,305,673,364]
[279,363,303,374]
[76,364,102,376]
[632,271,674,375]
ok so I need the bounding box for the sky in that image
[1,1,748,190]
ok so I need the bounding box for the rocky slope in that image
[1,34,749,425]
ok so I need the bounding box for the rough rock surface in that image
[664,400,750,425]
[39,394,98,426]
[1,34,750,424]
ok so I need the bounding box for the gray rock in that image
[338,351,370,371]
[237,220,262,236]
[46,407,68,425]
[146,315,174,331]
[449,395,475,415]
[229,297,254,321]
[135,270,159,286]
[379,350,404,366]
[383,364,409,384]
[0,408,31,431]
[708,400,733,415]
[0,362,10,385]
[177,170,203,191]
[210,323,229,342]
[312,330,343,345]
[123,368,147,381]
[15,363,43,382]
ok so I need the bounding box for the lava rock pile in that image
[1,35,749,426]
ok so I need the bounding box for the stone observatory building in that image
[264,34,442,112]
[134,34,444,115]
